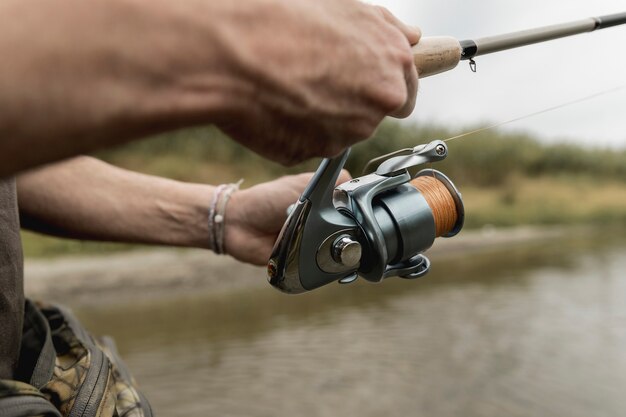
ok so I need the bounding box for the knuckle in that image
[395,43,415,68]
[390,102,413,119]
[380,87,408,113]
[374,6,392,19]
[413,26,423,41]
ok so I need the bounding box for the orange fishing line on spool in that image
[410,176,458,237]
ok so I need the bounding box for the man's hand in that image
[17,156,350,267]
[225,170,352,265]
[219,0,421,165]
[0,0,419,176]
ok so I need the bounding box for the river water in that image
[76,231,626,417]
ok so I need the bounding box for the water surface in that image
[77,231,626,417]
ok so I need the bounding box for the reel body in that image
[267,140,464,294]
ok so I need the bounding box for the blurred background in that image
[22,1,626,416]
[377,0,626,147]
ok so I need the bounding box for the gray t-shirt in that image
[0,179,24,379]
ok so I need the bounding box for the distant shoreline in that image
[24,226,568,305]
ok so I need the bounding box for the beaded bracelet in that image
[208,180,243,254]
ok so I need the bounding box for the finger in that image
[337,169,352,185]
[290,169,350,189]
[389,59,418,118]
[409,26,422,45]
[374,6,421,46]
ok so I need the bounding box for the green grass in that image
[21,231,142,258]
[461,175,626,228]
[21,120,626,258]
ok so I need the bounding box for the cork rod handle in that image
[413,36,462,78]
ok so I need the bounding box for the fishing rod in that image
[266,12,626,294]
[414,12,626,77]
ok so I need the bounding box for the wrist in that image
[222,187,248,257]
[160,180,246,253]
[207,180,243,254]
[222,186,274,266]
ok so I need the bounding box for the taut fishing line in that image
[443,84,626,143]
[416,84,626,239]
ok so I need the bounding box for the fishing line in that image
[443,84,626,143]
[412,84,626,229]
[410,176,459,237]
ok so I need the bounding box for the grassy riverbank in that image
[21,121,626,257]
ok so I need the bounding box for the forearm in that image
[0,0,253,177]
[17,157,212,248]
[0,0,420,176]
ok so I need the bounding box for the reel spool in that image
[267,140,464,294]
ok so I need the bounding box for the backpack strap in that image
[14,300,56,389]
[11,300,152,417]
[0,380,61,417]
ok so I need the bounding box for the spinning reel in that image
[267,140,464,294]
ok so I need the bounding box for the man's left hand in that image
[225,170,352,266]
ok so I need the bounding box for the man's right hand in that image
[0,0,420,176]
[216,0,420,165]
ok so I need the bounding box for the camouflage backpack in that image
[0,300,152,417]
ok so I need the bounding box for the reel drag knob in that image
[332,235,362,268]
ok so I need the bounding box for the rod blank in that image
[597,11,626,28]
[413,12,626,78]
[461,12,626,60]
